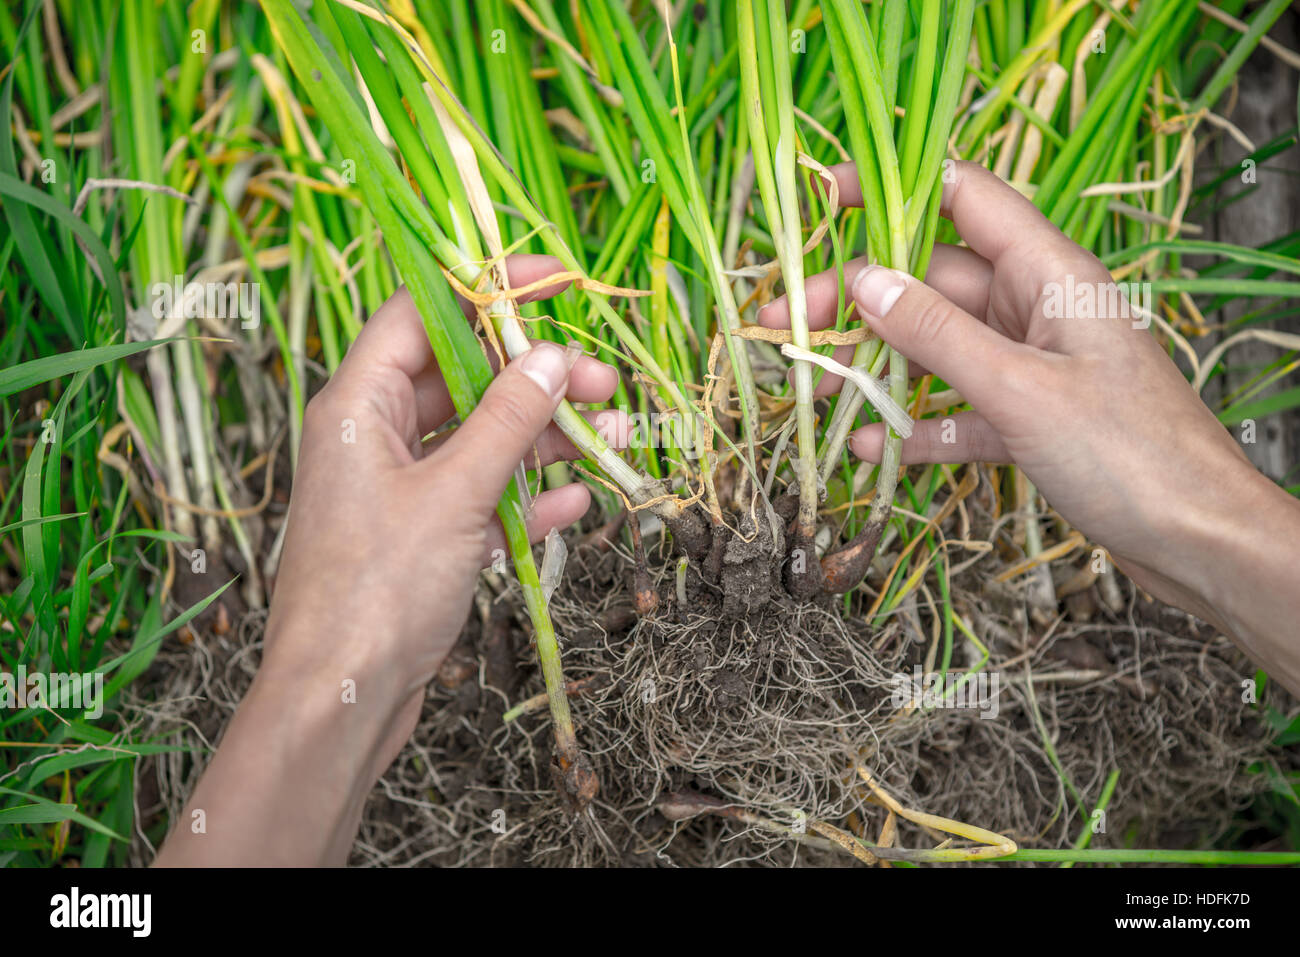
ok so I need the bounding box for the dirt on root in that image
[127,500,1294,867]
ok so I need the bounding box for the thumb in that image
[435,342,573,517]
[852,265,1027,409]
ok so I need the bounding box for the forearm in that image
[1172,466,1300,698]
[1205,473,1300,697]
[153,648,405,867]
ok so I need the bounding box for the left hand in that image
[264,253,622,761]
[155,254,622,865]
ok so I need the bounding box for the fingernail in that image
[518,342,570,400]
[852,265,909,319]
[941,171,958,210]
[846,429,865,459]
[847,427,881,463]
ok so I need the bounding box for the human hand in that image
[261,253,621,764]
[760,160,1300,691]
[156,255,622,865]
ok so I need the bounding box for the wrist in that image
[251,640,403,749]
[1157,461,1300,692]
[155,605,427,867]
[255,619,419,773]
[259,602,427,715]
[155,680,391,866]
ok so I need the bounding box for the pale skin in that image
[155,256,623,866]
[156,164,1300,867]
[759,160,1300,695]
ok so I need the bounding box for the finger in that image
[336,286,424,385]
[480,483,591,567]
[337,255,575,433]
[776,345,853,397]
[782,343,919,399]
[556,350,619,403]
[811,343,855,397]
[456,253,573,324]
[492,339,618,404]
[799,346,937,396]
[852,264,1042,412]
[939,161,1079,269]
[428,341,573,518]
[757,261,854,332]
[774,338,933,397]
[345,255,571,382]
[425,408,630,467]
[817,159,1072,269]
[410,341,618,437]
[759,243,993,342]
[849,410,1010,465]
[763,243,996,392]
[532,408,629,463]
[825,161,865,207]
[926,243,993,320]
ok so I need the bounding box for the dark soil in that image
[128,491,1294,867]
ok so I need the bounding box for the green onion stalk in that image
[738,0,822,590]
[816,0,974,589]
[583,0,763,486]
[341,2,709,534]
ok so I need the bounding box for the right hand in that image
[760,161,1300,689]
